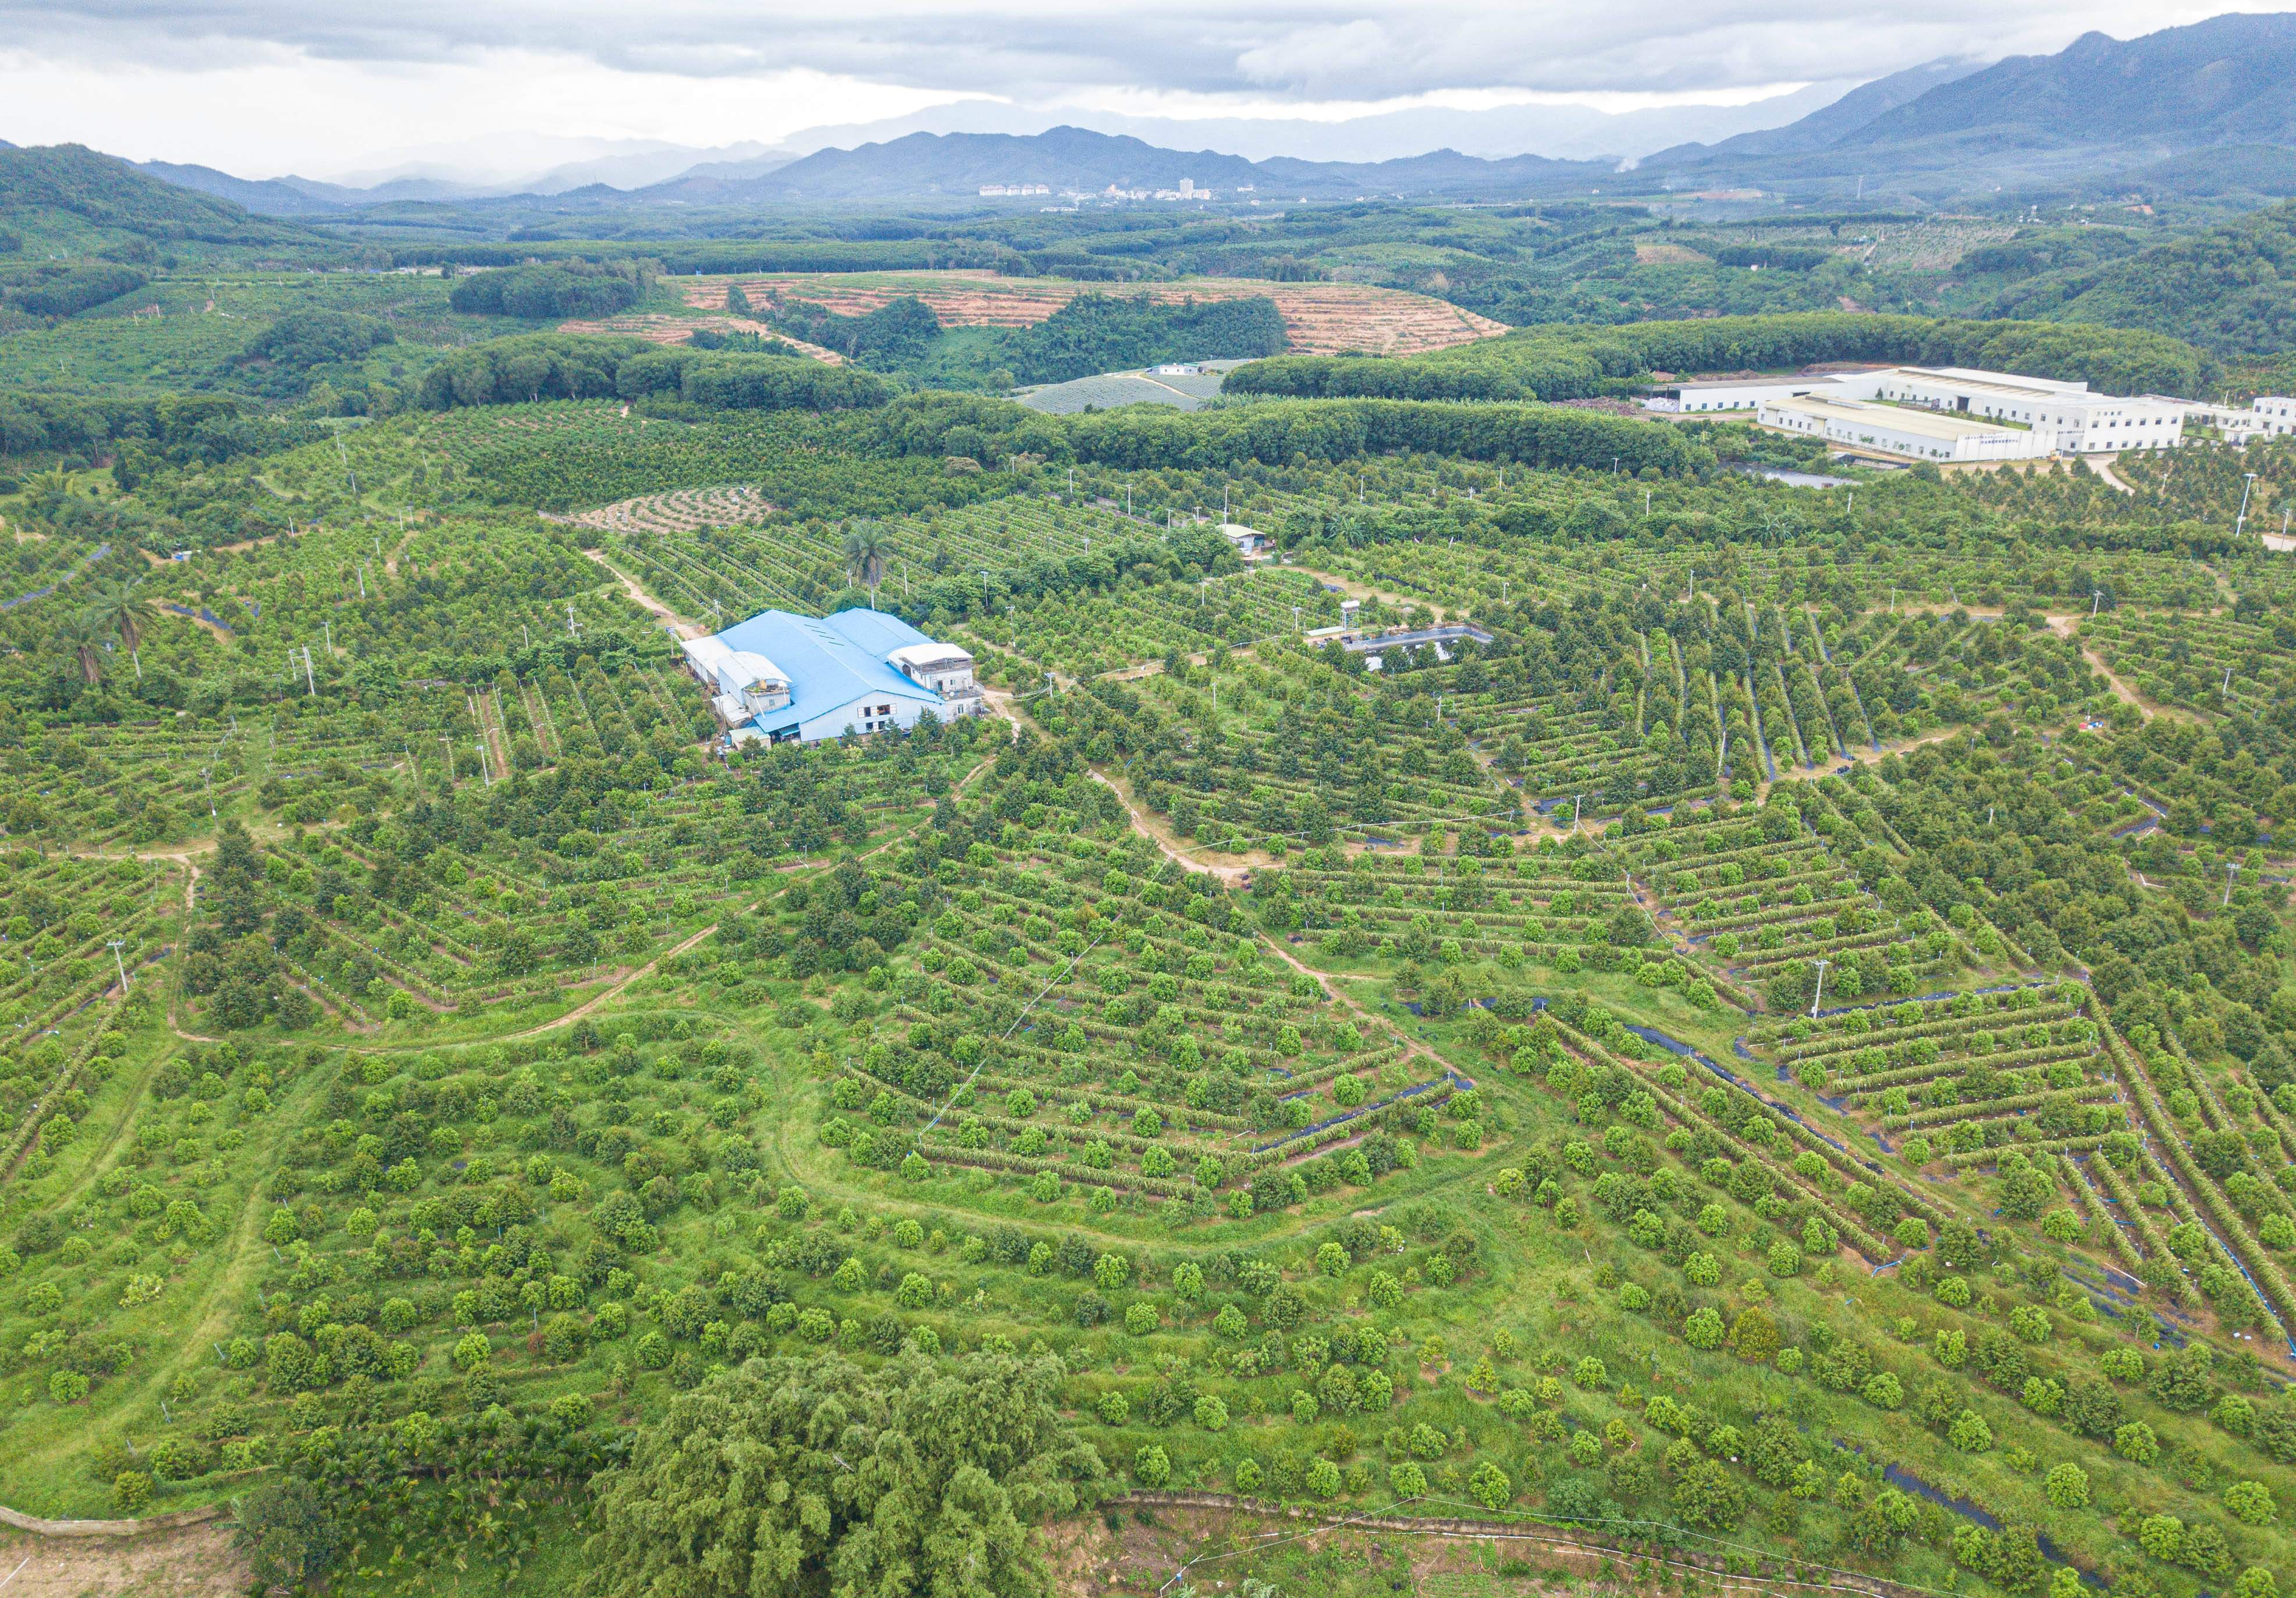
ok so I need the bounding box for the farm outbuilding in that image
[680,608,983,745]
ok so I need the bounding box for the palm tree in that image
[57,608,105,687]
[841,521,892,609]
[84,576,147,678]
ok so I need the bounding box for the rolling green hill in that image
[1984,200,2296,356]
[0,144,345,265]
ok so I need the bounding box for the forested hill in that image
[1984,200,2296,357]
[0,144,340,257]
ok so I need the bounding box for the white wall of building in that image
[1758,396,2035,462]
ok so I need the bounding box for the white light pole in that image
[1810,958,1829,1019]
[107,939,129,993]
[2091,590,2102,618]
[2237,471,2259,537]
[2226,861,2239,906]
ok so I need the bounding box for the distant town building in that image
[680,608,982,745]
[978,183,1051,196]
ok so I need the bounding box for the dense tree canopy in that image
[581,1351,1104,1598]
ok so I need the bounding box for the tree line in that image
[1221,312,2213,404]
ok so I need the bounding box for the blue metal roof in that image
[708,608,938,734]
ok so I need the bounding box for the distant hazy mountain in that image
[1646,58,1984,163]
[1842,15,2296,149]
[766,83,1856,168]
[134,160,342,215]
[1640,13,2296,196]
[638,124,1596,203]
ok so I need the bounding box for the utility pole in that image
[477,742,491,786]
[107,939,129,993]
[1810,958,1830,1019]
[302,647,315,696]
[2225,861,2240,907]
[2237,471,2259,537]
[2091,590,2102,618]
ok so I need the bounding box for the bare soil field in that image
[671,272,1509,357]
[553,313,848,364]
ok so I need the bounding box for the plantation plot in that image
[186,698,964,1029]
[2083,610,2292,717]
[563,485,774,538]
[1609,787,1958,1008]
[685,274,1511,358]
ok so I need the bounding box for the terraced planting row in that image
[2085,612,2293,717]
[176,713,983,1029]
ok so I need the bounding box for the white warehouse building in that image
[2246,397,2296,436]
[1844,367,2188,454]
[1659,363,2191,459]
[1758,394,2035,463]
[680,608,984,745]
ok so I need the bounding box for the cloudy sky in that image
[0,0,2284,178]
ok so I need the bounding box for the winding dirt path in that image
[2046,613,2153,722]
[586,550,704,639]
[1085,768,1247,885]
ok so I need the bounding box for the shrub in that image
[2226,1480,2277,1526]
[2115,1422,2159,1464]
[1948,1411,1992,1452]
[1133,1444,1170,1487]
[2045,1463,2089,1508]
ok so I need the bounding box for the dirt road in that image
[586,550,704,639]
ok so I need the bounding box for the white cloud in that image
[1071,81,1819,124]
[0,46,970,175]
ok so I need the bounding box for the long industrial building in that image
[1657,363,2193,461]
[1758,394,2035,463]
[680,608,983,745]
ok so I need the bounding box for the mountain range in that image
[35,12,2296,218]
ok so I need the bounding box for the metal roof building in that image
[678,608,983,745]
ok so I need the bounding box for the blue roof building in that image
[678,608,983,744]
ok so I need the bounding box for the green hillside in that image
[0,144,346,271]
[1983,200,2296,356]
